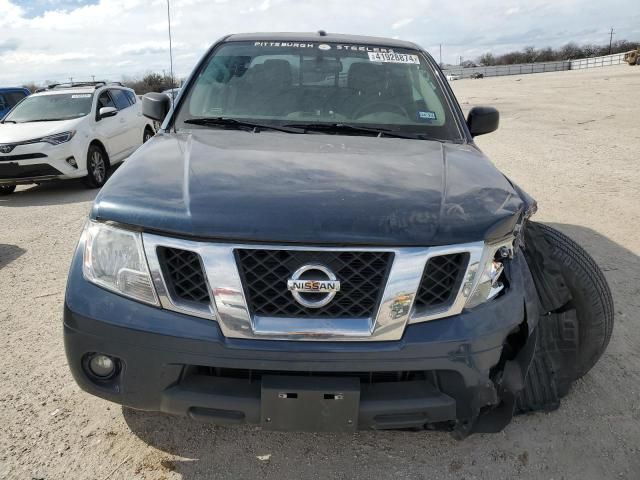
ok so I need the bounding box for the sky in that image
[1,0,639,85]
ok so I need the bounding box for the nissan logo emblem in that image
[287,264,341,308]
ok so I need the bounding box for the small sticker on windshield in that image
[367,52,420,64]
[71,94,92,98]
[418,111,437,121]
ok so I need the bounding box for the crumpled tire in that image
[517,223,614,412]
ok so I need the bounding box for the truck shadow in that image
[122,222,638,479]
[122,407,457,479]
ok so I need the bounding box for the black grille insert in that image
[158,247,211,306]
[194,366,429,385]
[236,250,394,318]
[414,253,469,310]
[0,163,60,179]
[0,153,47,162]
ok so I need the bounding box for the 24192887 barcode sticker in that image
[367,52,420,64]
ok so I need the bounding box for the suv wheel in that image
[84,144,109,189]
[0,185,16,195]
[143,128,154,143]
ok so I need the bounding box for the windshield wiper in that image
[1,120,17,124]
[184,117,304,134]
[283,123,425,139]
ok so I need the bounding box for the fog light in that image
[88,354,116,378]
[66,156,77,168]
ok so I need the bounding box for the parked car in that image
[0,87,30,119]
[0,82,155,195]
[470,72,484,79]
[446,72,461,81]
[64,33,613,438]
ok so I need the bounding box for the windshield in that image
[3,93,93,123]
[0,91,27,112]
[175,41,462,141]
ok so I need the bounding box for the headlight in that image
[82,221,159,305]
[41,131,75,145]
[464,239,512,309]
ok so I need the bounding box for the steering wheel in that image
[353,101,410,120]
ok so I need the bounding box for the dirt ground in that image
[1,65,639,480]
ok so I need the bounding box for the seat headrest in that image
[260,59,293,86]
[348,62,384,94]
[386,67,412,98]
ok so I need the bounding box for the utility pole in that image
[439,44,442,66]
[69,77,73,83]
[459,56,463,66]
[91,75,95,82]
[167,0,175,90]
[608,27,615,55]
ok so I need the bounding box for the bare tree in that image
[475,38,639,66]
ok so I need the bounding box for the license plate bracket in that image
[261,375,360,432]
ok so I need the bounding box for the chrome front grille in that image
[157,247,211,306]
[414,253,470,311]
[143,234,485,342]
[236,249,393,318]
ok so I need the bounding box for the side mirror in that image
[98,106,118,120]
[142,93,171,122]
[467,106,499,137]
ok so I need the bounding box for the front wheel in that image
[84,144,109,189]
[0,185,16,195]
[517,222,614,412]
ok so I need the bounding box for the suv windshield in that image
[3,92,94,123]
[175,41,462,141]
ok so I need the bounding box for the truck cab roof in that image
[224,31,422,51]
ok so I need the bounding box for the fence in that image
[442,61,569,79]
[442,52,629,79]
[569,52,626,69]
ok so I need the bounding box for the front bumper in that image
[0,142,85,184]
[64,244,540,435]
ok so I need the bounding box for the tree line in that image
[472,39,638,67]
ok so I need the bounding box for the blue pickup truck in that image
[0,87,29,119]
[63,32,613,438]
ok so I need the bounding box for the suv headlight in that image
[82,221,159,305]
[42,131,75,145]
[464,239,513,309]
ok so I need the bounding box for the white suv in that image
[0,82,155,195]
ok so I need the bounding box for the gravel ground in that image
[1,65,639,480]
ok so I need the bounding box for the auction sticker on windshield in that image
[368,52,420,64]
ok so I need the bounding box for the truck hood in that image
[0,118,82,144]
[92,129,525,246]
